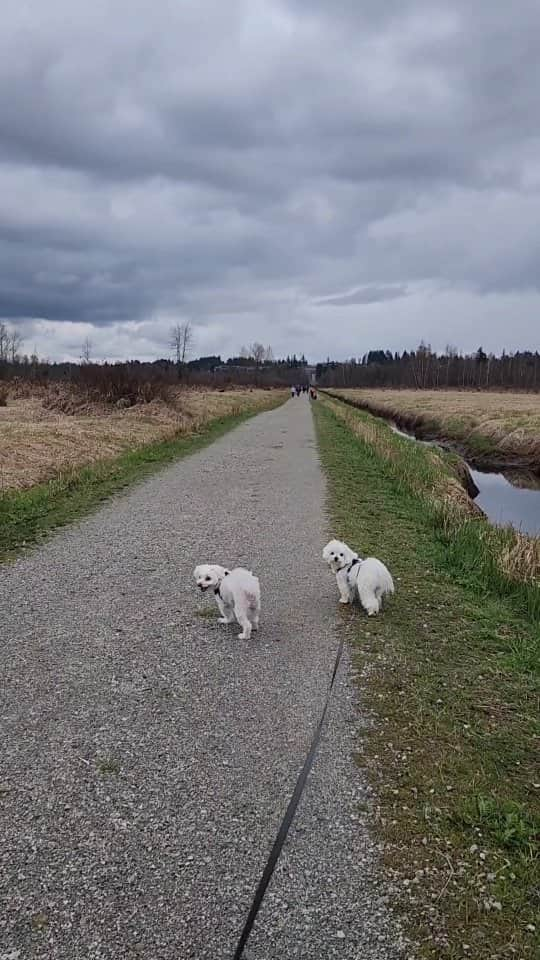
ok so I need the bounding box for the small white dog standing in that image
[322,539,394,616]
[193,564,261,639]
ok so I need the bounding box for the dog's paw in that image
[339,597,350,604]
[238,631,249,640]
[218,617,230,624]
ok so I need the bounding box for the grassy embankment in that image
[313,394,539,960]
[0,388,286,562]
[326,388,540,473]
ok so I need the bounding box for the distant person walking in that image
[291,386,296,398]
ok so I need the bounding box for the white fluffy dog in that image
[193,564,261,639]
[322,539,394,616]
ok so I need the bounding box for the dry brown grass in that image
[499,531,540,585]
[0,386,283,491]
[329,389,540,467]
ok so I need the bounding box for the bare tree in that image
[410,341,433,389]
[249,342,266,365]
[0,324,22,364]
[239,344,250,359]
[9,330,23,363]
[81,337,92,364]
[0,323,8,362]
[264,345,274,363]
[170,321,194,369]
[444,343,458,386]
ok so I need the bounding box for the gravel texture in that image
[0,398,408,959]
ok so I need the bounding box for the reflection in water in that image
[501,469,540,491]
[389,422,540,536]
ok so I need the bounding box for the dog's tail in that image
[381,566,395,595]
[364,558,394,596]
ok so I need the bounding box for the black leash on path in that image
[232,635,345,960]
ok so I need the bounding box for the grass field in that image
[0,387,286,561]
[0,386,281,491]
[327,389,540,470]
[313,397,539,960]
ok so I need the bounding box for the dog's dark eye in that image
[339,553,343,557]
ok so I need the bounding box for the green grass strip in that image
[322,393,539,624]
[313,398,539,960]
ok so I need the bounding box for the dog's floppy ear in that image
[341,544,356,564]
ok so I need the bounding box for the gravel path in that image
[1,398,406,960]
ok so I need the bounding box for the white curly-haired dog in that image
[322,539,394,616]
[193,564,261,639]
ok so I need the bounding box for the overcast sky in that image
[2,1,540,363]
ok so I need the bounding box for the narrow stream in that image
[469,468,540,536]
[389,423,540,537]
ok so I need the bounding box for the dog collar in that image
[346,557,361,573]
[214,570,230,596]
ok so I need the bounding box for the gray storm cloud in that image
[1,0,539,360]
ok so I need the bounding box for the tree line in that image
[0,322,310,393]
[316,344,540,391]
[2,320,538,391]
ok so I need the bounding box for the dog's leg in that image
[253,611,260,631]
[250,598,261,632]
[237,617,252,640]
[216,595,235,624]
[235,601,252,640]
[336,569,352,604]
[358,585,380,617]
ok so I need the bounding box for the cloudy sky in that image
[2,1,540,363]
